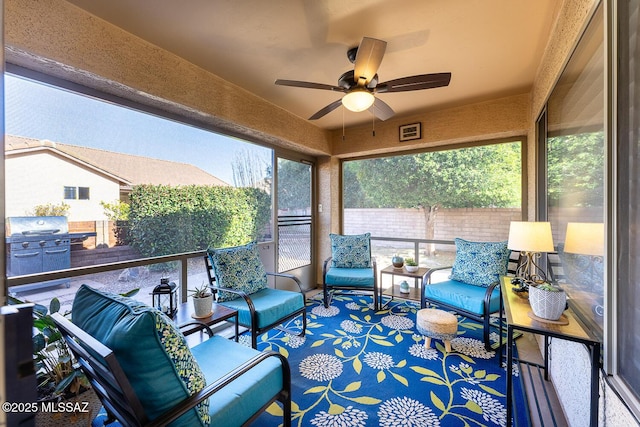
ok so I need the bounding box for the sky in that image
[4,74,271,185]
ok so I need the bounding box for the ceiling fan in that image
[275,37,451,121]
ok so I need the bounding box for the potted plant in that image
[189,282,213,318]
[10,287,140,426]
[528,282,567,321]
[8,296,100,426]
[405,258,419,273]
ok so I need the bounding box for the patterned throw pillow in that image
[449,238,509,287]
[207,242,268,302]
[330,233,372,268]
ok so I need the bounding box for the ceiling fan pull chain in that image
[342,105,346,141]
[372,110,376,137]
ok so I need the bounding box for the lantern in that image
[151,278,178,318]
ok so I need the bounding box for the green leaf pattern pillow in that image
[450,238,509,287]
[208,242,268,302]
[330,233,372,268]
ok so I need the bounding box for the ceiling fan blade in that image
[369,97,394,121]
[376,72,451,93]
[275,79,344,92]
[309,99,343,120]
[354,37,387,87]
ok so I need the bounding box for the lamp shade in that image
[342,89,375,112]
[564,222,604,256]
[507,221,555,252]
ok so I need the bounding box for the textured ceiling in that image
[65,0,560,130]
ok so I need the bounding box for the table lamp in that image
[507,221,555,288]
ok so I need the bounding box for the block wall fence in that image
[344,208,523,246]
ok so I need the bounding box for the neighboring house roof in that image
[5,135,230,188]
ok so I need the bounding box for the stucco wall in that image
[4,0,332,158]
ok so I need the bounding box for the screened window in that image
[342,141,523,269]
[5,71,273,310]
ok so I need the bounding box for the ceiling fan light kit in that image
[342,89,375,112]
[275,36,452,121]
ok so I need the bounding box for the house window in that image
[64,186,90,200]
[63,186,76,200]
[78,187,90,200]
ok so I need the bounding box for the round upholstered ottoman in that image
[416,308,458,352]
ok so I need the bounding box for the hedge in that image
[128,185,271,257]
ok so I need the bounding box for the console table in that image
[500,276,600,427]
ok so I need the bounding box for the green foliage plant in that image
[188,282,212,298]
[32,202,70,217]
[10,288,139,400]
[127,184,271,258]
[405,257,418,267]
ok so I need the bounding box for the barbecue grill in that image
[6,216,72,292]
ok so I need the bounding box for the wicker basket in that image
[528,285,567,320]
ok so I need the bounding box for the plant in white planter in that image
[528,282,567,320]
[188,283,213,318]
[405,258,419,273]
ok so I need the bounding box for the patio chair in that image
[53,284,291,427]
[421,238,513,351]
[205,241,306,348]
[323,232,379,311]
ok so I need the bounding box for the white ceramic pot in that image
[193,294,213,318]
[528,285,567,320]
[405,265,419,273]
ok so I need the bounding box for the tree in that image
[346,143,521,242]
[231,148,270,189]
[277,159,311,212]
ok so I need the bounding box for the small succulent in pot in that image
[188,282,212,298]
[405,258,419,272]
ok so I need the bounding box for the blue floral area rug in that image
[249,293,526,427]
[92,292,527,427]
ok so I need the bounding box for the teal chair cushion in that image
[325,267,375,287]
[217,287,304,329]
[330,233,372,268]
[207,242,268,302]
[190,335,284,426]
[72,285,209,427]
[424,279,501,315]
[449,238,509,287]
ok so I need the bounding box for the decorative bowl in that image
[405,265,419,273]
[392,255,404,268]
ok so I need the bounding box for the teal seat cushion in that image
[424,279,501,315]
[207,242,268,302]
[72,285,208,427]
[190,335,284,426]
[449,238,509,287]
[330,233,372,268]
[325,267,375,287]
[217,287,304,329]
